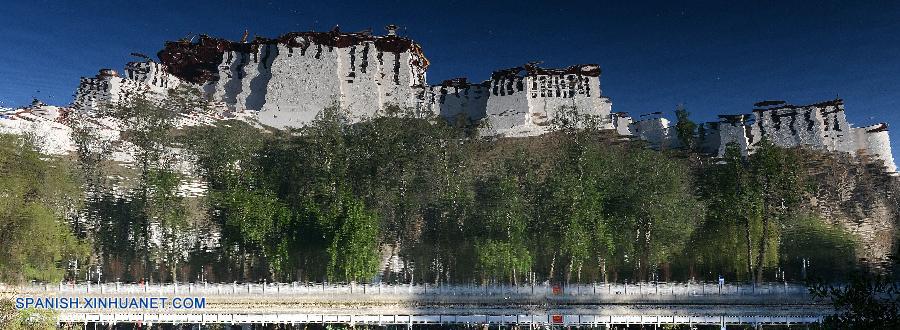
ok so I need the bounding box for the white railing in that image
[55,312,825,325]
[4,282,829,326]
[10,282,812,297]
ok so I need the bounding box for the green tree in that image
[541,169,609,283]
[182,120,266,191]
[540,141,612,283]
[324,191,381,282]
[0,134,88,283]
[810,257,900,329]
[219,188,292,279]
[108,93,196,281]
[475,240,532,284]
[343,105,469,283]
[673,104,697,150]
[473,174,533,284]
[0,297,57,330]
[183,120,272,280]
[146,168,190,282]
[695,143,763,281]
[602,146,700,281]
[696,141,806,283]
[749,140,806,282]
[781,213,858,280]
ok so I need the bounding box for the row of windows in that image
[491,75,595,97]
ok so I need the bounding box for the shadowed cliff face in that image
[802,150,900,268]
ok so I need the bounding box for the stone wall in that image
[181,30,430,128]
[854,123,896,172]
[124,61,183,93]
[480,71,532,136]
[73,69,147,112]
[622,98,895,174]
[427,78,489,122]
[61,29,896,174]
[74,61,189,113]
[480,64,613,137]
[713,100,897,173]
[0,102,75,155]
[71,31,618,137]
[251,43,341,127]
[750,101,830,151]
[629,113,677,149]
[611,112,633,136]
[716,114,753,156]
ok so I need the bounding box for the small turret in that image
[98,69,119,78]
[385,24,398,36]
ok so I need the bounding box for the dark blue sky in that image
[1,1,899,149]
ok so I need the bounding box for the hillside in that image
[5,93,897,285]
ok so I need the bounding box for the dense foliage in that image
[2,93,891,286]
[0,134,88,283]
[810,256,900,329]
[0,297,57,330]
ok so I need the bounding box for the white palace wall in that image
[199,36,429,128]
[427,79,490,122]
[480,64,613,137]
[702,100,896,172]
[61,29,895,173]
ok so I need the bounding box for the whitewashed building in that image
[9,27,897,173]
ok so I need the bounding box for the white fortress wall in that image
[74,61,195,114]
[428,79,489,122]
[854,124,896,172]
[530,74,612,127]
[716,115,752,156]
[13,27,900,173]
[752,107,824,150]
[70,30,434,130]
[232,46,263,113]
[481,64,612,137]
[481,74,532,137]
[378,51,429,113]
[709,99,895,173]
[611,112,633,136]
[747,100,853,152]
[161,30,431,128]
[204,50,249,111]
[124,61,183,93]
[340,42,382,120]
[0,105,75,155]
[260,42,342,128]
[238,44,277,114]
[818,102,855,153]
[73,70,144,112]
[629,114,677,149]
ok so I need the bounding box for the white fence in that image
[56,312,825,326]
[6,282,828,326]
[14,281,812,297]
